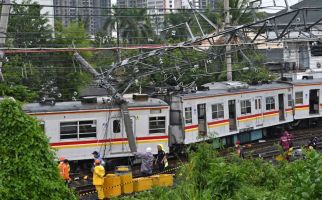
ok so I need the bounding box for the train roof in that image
[179,82,292,100]
[23,97,168,114]
[290,79,322,85]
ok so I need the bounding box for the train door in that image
[278,94,285,121]
[309,89,319,114]
[110,117,136,154]
[197,104,207,136]
[254,97,263,126]
[228,100,237,131]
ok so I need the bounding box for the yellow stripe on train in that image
[51,139,168,149]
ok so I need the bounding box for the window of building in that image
[113,120,121,133]
[212,103,224,119]
[241,100,251,115]
[288,94,293,107]
[266,97,275,110]
[60,120,96,140]
[149,116,166,134]
[185,107,192,124]
[295,92,303,104]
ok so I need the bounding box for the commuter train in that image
[22,79,322,161]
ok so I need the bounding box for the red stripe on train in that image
[295,105,309,108]
[208,119,229,125]
[50,135,168,146]
[184,124,198,130]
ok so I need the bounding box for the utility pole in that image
[224,0,232,81]
[0,0,11,82]
[284,0,290,11]
[116,20,121,62]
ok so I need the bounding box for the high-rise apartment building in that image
[54,0,111,36]
[116,0,147,8]
[188,0,217,9]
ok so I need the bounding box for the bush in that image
[0,99,77,200]
[118,143,322,200]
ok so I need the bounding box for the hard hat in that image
[59,157,65,161]
[146,147,152,153]
[95,159,101,164]
[92,151,99,155]
[236,140,240,145]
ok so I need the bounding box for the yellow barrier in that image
[151,174,174,187]
[103,174,121,198]
[115,166,134,194]
[119,173,133,194]
[133,177,153,192]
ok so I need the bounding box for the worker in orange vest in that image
[58,157,70,184]
[93,159,105,200]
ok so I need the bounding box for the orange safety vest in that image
[58,162,70,180]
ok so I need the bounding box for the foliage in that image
[216,0,267,27]
[103,7,154,44]
[118,143,322,200]
[0,83,38,102]
[0,99,77,200]
[7,0,52,47]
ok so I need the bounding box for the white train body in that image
[20,79,322,161]
[23,97,169,160]
[292,80,322,120]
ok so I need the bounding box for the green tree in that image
[163,10,193,42]
[103,7,154,44]
[0,84,38,102]
[7,0,52,47]
[51,21,92,99]
[0,99,77,199]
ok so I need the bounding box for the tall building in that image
[116,0,147,8]
[53,0,112,36]
[187,0,218,9]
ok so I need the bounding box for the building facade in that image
[116,0,147,7]
[54,0,111,36]
[189,0,217,9]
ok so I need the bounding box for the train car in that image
[292,79,322,120]
[23,94,170,161]
[168,81,294,147]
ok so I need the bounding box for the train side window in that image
[113,120,121,133]
[60,120,97,140]
[60,121,78,140]
[266,97,275,110]
[295,92,303,104]
[79,120,96,138]
[241,100,251,115]
[185,107,192,124]
[212,103,224,119]
[288,94,293,106]
[149,116,166,134]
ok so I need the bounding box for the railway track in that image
[76,127,322,199]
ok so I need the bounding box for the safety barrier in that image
[78,165,180,197]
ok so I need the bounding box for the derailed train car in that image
[16,79,322,161]
[23,95,170,160]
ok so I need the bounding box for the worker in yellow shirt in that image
[93,159,105,200]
